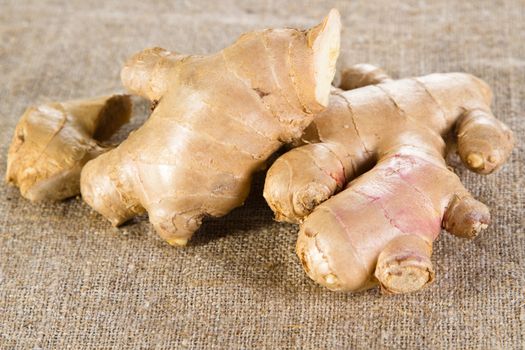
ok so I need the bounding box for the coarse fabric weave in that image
[0,1,523,349]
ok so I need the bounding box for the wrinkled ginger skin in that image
[80,10,341,246]
[6,95,131,201]
[264,70,514,293]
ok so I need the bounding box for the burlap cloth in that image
[0,1,523,349]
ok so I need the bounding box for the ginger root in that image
[264,66,514,293]
[80,10,341,246]
[6,95,131,201]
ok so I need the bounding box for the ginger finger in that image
[6,95,131,201]
[265,67,514,293]
[81,10,342,245]
[339,63,392,90]
[457,108,514,174]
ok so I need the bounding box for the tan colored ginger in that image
[6,95,131,201]
[264,65,514,294]
[80,10,342,246]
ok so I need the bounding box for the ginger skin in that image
[80,10,341,246]
[263,66,514,294]
[6,95,131,201]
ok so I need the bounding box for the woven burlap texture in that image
[0,1,523,349]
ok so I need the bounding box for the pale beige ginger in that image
[80,10,342,246]
[263,65,514,294]
[6,95,131,201]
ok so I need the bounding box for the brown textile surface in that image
[0,1,523,349]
